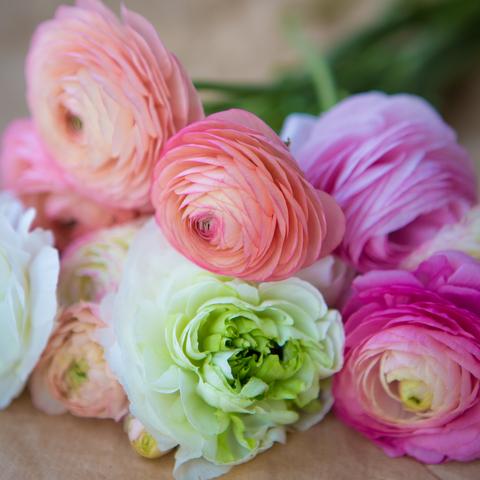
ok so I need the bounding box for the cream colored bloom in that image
[0,193,59,409]
[59,221,143,305]
[100,220,344,479]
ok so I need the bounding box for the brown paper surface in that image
[0,393,478,480]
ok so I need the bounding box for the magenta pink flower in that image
[26,0,203,210]
[333,251,480,463]
[282,93,477,272]
[0,119,137,249]
[152,109,345,282]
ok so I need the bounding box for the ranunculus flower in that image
[124,415,170,459]
[152,109,345,282]
[0,119,138,249]
[297,255,355,308]
[402,205,480,270]
[30,302,128,420]
[59,221,143,306]
[100,220,344,479]
[26,0,203,210]
[282,93,477,272]
[333,251,480,463]
[0,193,59,409]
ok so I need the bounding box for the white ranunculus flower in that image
[0,193,59,409]
[99,220,344,480]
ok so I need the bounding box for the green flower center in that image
[66,111,83,134]
[64,358,89,392]
[198,305,304,393]
[132,432,160,459]
[398,379,433,412]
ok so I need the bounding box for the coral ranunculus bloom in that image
[152,109,345,282]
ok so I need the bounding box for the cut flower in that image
[100,220,344,479]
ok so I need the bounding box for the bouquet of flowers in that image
[1,1,480,479]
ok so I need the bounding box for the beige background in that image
[0,1,480,479]
[1,0,478,160]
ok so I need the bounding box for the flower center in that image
[132,432,160,459]
[64,358,89,392]
[64,110,83,136]
[194,214,217,241]
[398,379,433,412]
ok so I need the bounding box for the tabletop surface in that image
[1,394,479,480]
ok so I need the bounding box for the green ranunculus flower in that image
[101,220,344,480]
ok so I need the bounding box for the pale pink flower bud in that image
[30,303,128,420]
[124,415,171,459]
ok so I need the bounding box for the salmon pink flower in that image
[30,302,128,420]
[0,119,137,249]
[152,109,345,282]
[26,0,203,210]
[334,251,480,463]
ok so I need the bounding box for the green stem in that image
[286,18,338,111]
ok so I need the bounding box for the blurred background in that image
[1,0,479,166]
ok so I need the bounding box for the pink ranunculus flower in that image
[152,109,345,282]
[26,0,203,210]
[30,302,128,420]
[282,93,477,272]
[0,119,138,249]
[333,251,480,464]
[402,205,480,270]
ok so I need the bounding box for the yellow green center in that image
[398,379,432,412]
[66,112,83,133]
[65,358,89,392]
[132,432,160,459]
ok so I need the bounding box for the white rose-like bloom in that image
[99,220,344,480]
[0,193,59,409]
